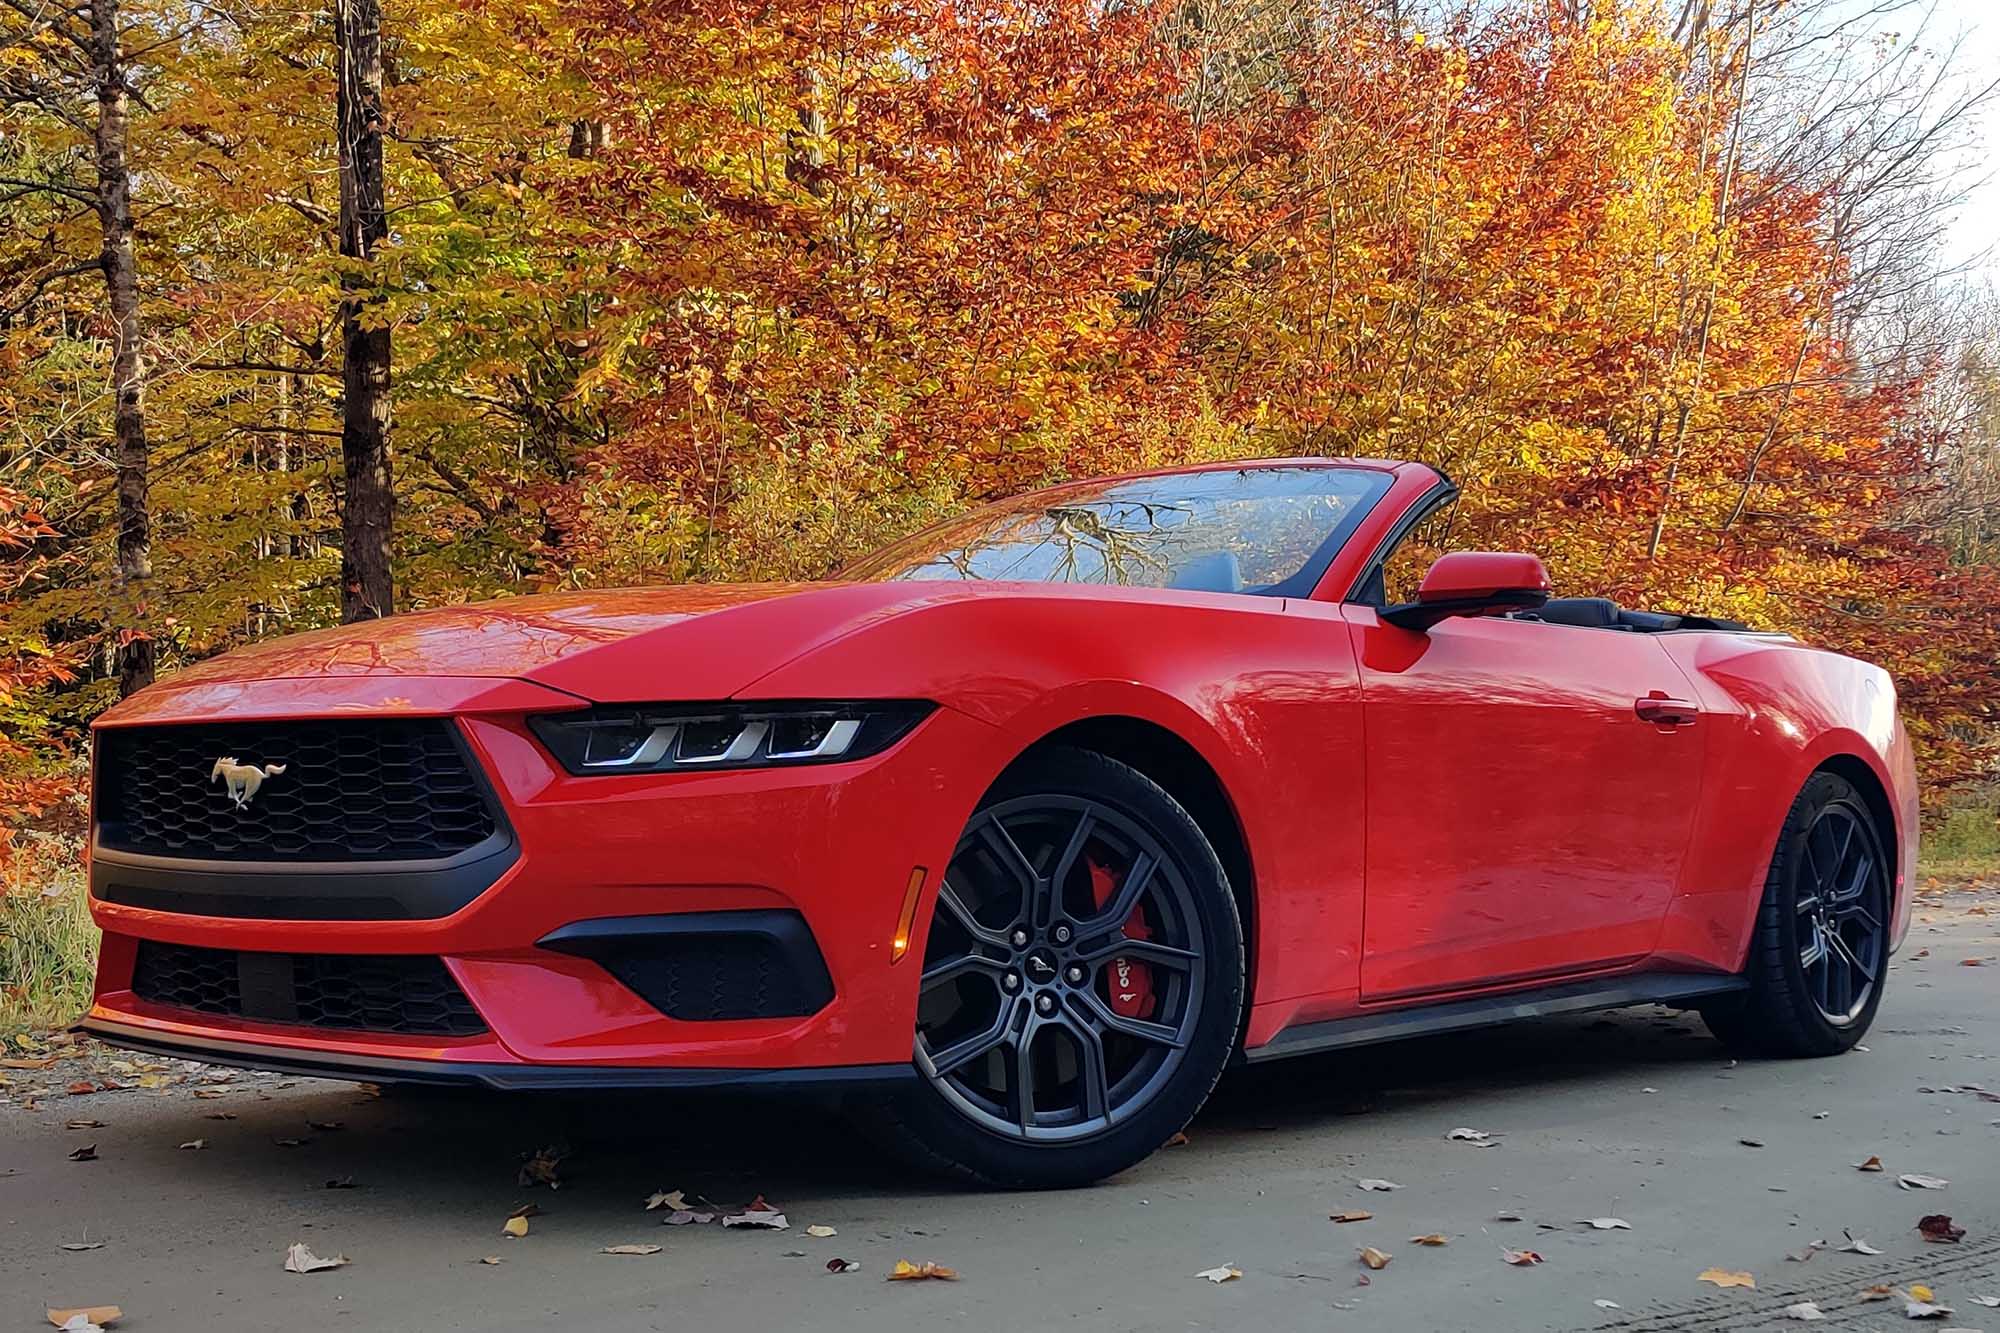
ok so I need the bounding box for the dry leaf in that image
[1782,1301,1826,1321]
[177,1139,205,1151]
[1697,1268,1755,1289]
[59,1240,105,1252]
[67,1081,96,1096]
[1329,1210,1373,1224]
[1962,957,1985,966]
[1858,1284,1894,1301]
[65,1120,104,1130]
[1968,1295,2000,1307]
[203,1112,236,1121]
[1445,1127,1493,1143]
[323,1177,355,1190]
[478,1256,503,1265]
[517,1145,566,1190]
[1739,1138,1765,1148]
[67,1145,97,1162]
[191,1089,225,1100]
[1785,1244,1820,1262]
[1916,1214,1965,1243]
[663,1210,717,1226]
[1856,1155,1885,1172]
[1359,1246,1392,1269]
[1356,1178,1401,1191]
[1912,1284,1935,1302]
[1165,1131,1190,1146]
[1409,1234,1449,1246]
[1493,1209,1524,1222]
[805,1224,837,1238]
[1581,1217,1631,1230]
[1192,1264,1240,1284]
[502,1215,529,1239]
[306,1120,343,1132]
[1839,1235,1884,1255]
[283,1243,349,1274]
[1501,1249,1543,1266]
[46,1308,120,1330]
[273,1138,310,1149]
[1593,1299,1621,1310]
[722,1207,789,1230]
[601,1244,662,1256]
[826,1259,861,1274]
[1903,1298,1953,1319]
[889,1260,959,1282]
[1898,1173,1950,1190]
[643,1190,686,1212]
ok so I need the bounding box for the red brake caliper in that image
[1087,857,1156,1019]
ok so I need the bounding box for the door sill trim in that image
[1244,971,1746,1063]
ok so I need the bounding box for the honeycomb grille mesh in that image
[96,719,497,861]
[595,935,817,1021]
[131,941,487,1037]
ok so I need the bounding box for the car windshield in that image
[840,465,1393,596]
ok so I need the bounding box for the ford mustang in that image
[81,458,1918,1186]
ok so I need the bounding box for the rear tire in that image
[1700,772,1890,1057]
[876,747,1244,1188]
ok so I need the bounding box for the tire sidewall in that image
[1769,773,1890,1050]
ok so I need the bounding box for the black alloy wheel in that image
[878,747,1243,1187]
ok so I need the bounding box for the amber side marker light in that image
[891,866,928,963]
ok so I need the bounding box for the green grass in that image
[0,833,96,1034]
[1921,798,2000,883]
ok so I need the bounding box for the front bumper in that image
[87,692,1004,1077]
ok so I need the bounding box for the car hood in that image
[101,582,983,716]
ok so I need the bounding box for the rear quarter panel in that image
[1651,633,1916,971]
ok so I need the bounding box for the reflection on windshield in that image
[842,466,1391,597]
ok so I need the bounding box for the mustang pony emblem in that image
[210,757,287,808]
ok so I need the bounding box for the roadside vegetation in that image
[4,0,1998,1026]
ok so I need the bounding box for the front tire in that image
[1701,771,1891,1057]
[881,747,1244,1188]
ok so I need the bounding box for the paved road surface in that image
[4,890,1995,1332]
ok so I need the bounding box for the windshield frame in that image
[837,463,1398,597]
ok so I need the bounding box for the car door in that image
[1342,603,1706,1001]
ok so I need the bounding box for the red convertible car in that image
[83,459,1918,1186]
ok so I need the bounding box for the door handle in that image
[1634,694,1699,726]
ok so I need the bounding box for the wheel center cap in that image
[1023,949,1060,983]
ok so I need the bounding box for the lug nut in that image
[1053,924,1071,943]
[1065,965,1084,983]
[1011,929,1029,947]
[1002,972,1021,992]
[1035,993,1055,1015]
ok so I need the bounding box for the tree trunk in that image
[334,0,394,621]
[91,0,154,694]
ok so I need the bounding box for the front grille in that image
[96,718,498,861]
[542,913,835,1022]
[131,941,487,1036]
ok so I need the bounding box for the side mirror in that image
[1381,551,1551,631]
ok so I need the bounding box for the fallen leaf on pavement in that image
[721,1205,788,1231]
[1856,1155,1885,1172]
[601,1245,662,1256]
[1359,1247,1392,1269]
[45,1308,120,1331]
[1785,1242,1821,1262]
[1911,1284,1935,1302]
[283,1243,348,1274]
[1898,1174,1950,1190]
[643,1189,686,1212]
[663,1210,718,1225]
[1581,1217,1631,1231]
[177,1139,204,1151]
[1739,1138,1764,1148]
[1330,1210,1373,1224]
[1782,1301,1826,1321]
[1839,1234,1884,1255]
[1859,1284,1895,1301]
[1,1056,56,1070]
[805,1225,837,1238]
[306,1120,343,1132]
[202,1113,235,1121]
[1356,1178,1401,1191]
[1697,1268,1755,1289]
[1445,1127,1493,1143]
[889,1261,958,1282]
[272,1138,310,1149]
[1593,1299,1621,1310]
[478,1256,502,1266]
[1501,1249,1543,1266]
[67,1082,96,1096]
[59,1239,104,1252]
[323,1177,355,1190]
[1903,1298,1952,1319]
[502,1215,529,1239]
[1969,1295,2000,1307]
[1493,1209,1524,1222]
[1409,1234,1449,1246]
[64,1120,104,1130]
[1916,1214,1965,1243]
[517,1145,566,1190]
[1962,957,1985,966]
[1165,1131,1190,1146]
[826,1259,861,1274]
[191,1089,225,1100]
[67,1145,96,1162]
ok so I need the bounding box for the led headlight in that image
[529,701,935,775]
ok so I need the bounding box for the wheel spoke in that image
[1080,851,1157,933]
[1834,853,1874,905]
[977,818,1042,924]
[1799,922,1827,971]
[1046,812,1096,926]
[933,878,1012,950]
[1076,936,1199,971]
[1065,1017,1111,1122]
[1828,929,1877,984]
[923,1000,1016,1077]
[921,951,1009,993]
[1072,987,1186,1049]
[1010,1025,1039,1131]
[1825,814,1857,893]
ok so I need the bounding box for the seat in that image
[1168,550,1243,593]
[1529,597,1624,628]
